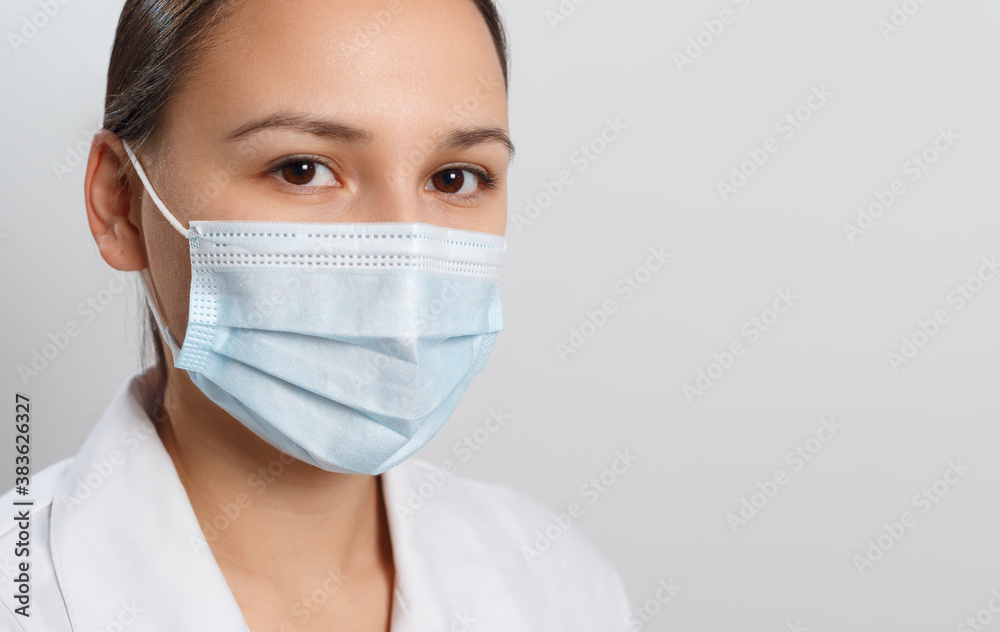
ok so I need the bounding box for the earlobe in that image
[85,130,148,271]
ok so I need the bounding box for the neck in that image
[148,365,394,602]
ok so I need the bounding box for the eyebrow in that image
[226,113,373,144]
[225,113,515,161]
[439,126,516,161]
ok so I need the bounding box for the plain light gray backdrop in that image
[3,0,1000,630]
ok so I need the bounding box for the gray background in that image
[3,0,1000,629]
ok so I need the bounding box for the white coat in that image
[0,372,632,631]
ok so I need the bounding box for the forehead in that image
[175,0,507,136]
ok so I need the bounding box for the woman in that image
[0,0,631,629]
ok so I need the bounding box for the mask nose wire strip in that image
[121,139,191,239]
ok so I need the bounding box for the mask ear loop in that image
[120,139,185,360]
[120,139,191,239]
[137,271,182,360]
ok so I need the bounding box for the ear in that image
[84,130,148,271]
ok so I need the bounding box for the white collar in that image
[49,372,530,631]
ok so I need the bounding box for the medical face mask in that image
[121,140,504,475]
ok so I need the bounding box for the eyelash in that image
[267,154,336,182]
[266,156,499,191]
[444,163,499,190]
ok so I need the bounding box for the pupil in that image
[434,169,464,193]
[283,162,315,185]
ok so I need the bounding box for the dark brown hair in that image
[103,0,510,384]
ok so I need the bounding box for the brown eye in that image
[433,169,464,193]
[282,161,315,185]
[274,160,337,187]
[426,168,480,195]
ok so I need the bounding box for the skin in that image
[83,0,510,629]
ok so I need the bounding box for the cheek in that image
[492,191,508,234]
[143,207,193,339]
[472,194,508,236]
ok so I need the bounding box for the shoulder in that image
[0,457,75,631]
[0,456,73,542]
[0,604,26,632]
[391,459,632,630]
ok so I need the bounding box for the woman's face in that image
[134,0,510,347]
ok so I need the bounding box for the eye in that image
[272,159,337,187]
[425,167,496,196]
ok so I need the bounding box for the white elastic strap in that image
[121,139,190,239]
[137,271,182,359]
[502,237,508,253]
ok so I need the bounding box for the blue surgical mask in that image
[122,140,504,475]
